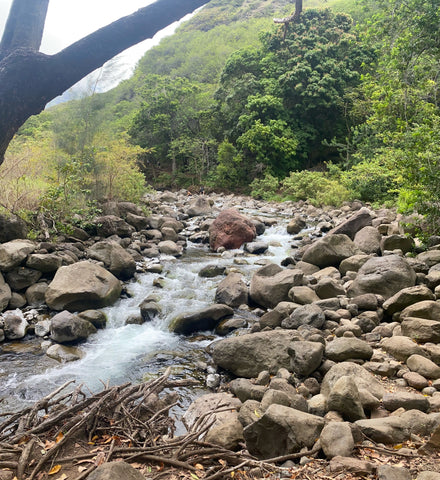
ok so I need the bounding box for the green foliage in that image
[208,140,247,191]
[281,170,350,206]
[250,172,279,200]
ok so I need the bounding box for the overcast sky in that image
[0,0,197,98]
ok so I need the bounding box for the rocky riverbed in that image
[1,191,440,479]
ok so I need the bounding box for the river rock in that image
[209,209,256,251]
[0,273,11,312]
[161,226,178,242]
[339,254,371,275]
[170,304,233,335]
[320,422,355,458]
[321,362,385,400]
[288,340,324,377]
[139,300,161,322]
[407,354,440,379]
[315,277,346,299]
[158,240,183,256]
[282,303,325,329]
[211,330,298,377]
[400,300,440,320]
[244,241,268,254]
[87,241,136,280]
[381,234,415,254]
[383,285,435,316]
[5,267,42,291]
[45,261,122,312]
[325,337,373,362]
[50,310,97,343]
[46,344,84,362]
[417,250,440,268]
[250,264,303,309]
[2,310,28,339]
[243,404,325,459]
[230,378,267,402]
[327,375,366,421]
[347,255,416,300]
[186,196,212,217]
[94,215,135,237]
[330,207,373,238]
[77,310,107,329]
[377,465,412,480]
[198,264,226,278]
[401,318,440,343]
[380,336,425,362]
[302,234,361,268]
[215,272,248,307]
[0,239,36,272]
[0,215,28,243]
[26,253,62,273]
[87,462,145,480]
[383,391,430,412]
[125,212,149,230]
[288,285,320,304]
[287,216,306,235]
[355,417,410,444]
[354,226,382,254]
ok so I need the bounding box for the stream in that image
[0,208,303,418]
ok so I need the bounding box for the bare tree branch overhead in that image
[0,0,208,164]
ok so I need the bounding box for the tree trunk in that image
[0,0,207,164]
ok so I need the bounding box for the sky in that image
[0,0,197,99]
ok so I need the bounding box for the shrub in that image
[250,172,279,200]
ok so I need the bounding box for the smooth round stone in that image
[422,387,437,396]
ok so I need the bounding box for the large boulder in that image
[94,215,135,237]
[302,234,361,268]
[329,208,373,239]
[215,272,248,307]
[26,253,62,273]
[186,196,212,217]
[250,264,303,309]
[5,267,42,291]
[0,240,36,272]
[282,303,325,329]
[347,255,416,300]
[0,273,11,312]
[45,261,122,312]
[288,340,324,377]
[243,404,325,459]
[0,215,28,243]
[209,209,256,251]
[170,304,233,335]
[211,330,298,377]
[50,310,97,343]
[354,226,382,255]
[87,241,136,280]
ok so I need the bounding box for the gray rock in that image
[401,300,440,320]
[50,310,97,343]
[259,309,285,329]
[87,241,136,280]
[25,282,48,307]
[348,255,416,300]
[302,234,361,268]
[288,285,320,304]
[125,212,149,230]
[339,254,372,275]
[250,264,303,309]
[199,264,226,278]
[94,215,135,237]
[260,389,292,411]
[77,310,107,329]
[380,336,425,362]
[321,362,385,400]
[287,216,306,235]
[354,226,382,254]
[0,215,27,243]
[5,267,42,291]
[417,250,440,268]
[215,317,247,335]
[330,208,373,239]
[215,273,248,308]
[46,344,84,363]
[238,400,263,427]
[139,300,161,322]
[2,310,28,339]
[0,240,36,272]
[407,354,440,379]
[417,473,440,480]
[401,318,440,343]
[26,253,62,273]
[377,465,411,480]
[355,417,410,444]
[327,375,366,421]
[315,277,345,299]
[229,378,267,402]
[381,234,415,254]
[329,456,375,475]
[186,197,212,217]
[161,226,179,242]
[282,303,325,330]
[383,285,435,316]
[87,461,144,480]
[320,422,354,458]
[158,240,183,256]
[45,261,122,312]
[288,341,324,377]
[383,391,430,412]
[243,404,325,459]
[403,372,429,390]
[211,330,298,377]
[35,319,51,337]
[0,273,11,312]
[325,337,373,362]
[170,304,233,335]
[245,242,268,254]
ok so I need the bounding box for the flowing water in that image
[0,210,303,416]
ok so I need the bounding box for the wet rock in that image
[2,310,28,339]
[139,300,161,322]
[348,255,416,300]
[77,310,107,329]
[0,239,36,272]
[302,234,361,268]
[244,241,268,254]
[45,261,122,312]
[87,241,136,280]
[325,337,373,362]
[170,304,233,335]
[198,264,226,278]
[250,264,303,309]
[211,330,298,377]
[320,422,354,458]
[215,317,247,335]
[50,310,97,344]
[46,344,84,362]
[243,404,325,459]
[209,209,256,251]
[25,282,48,307]
[215,272,248,308]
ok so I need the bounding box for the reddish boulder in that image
[209,209,256,251]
